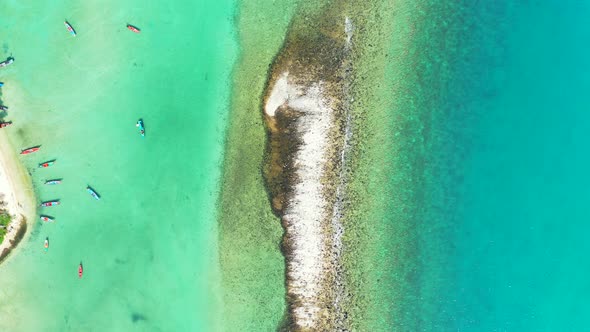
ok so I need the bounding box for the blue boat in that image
[45,179,62,185]
[136,119,145,137]
[0,82,3,87]
[86,186,100,200]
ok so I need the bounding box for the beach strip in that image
[0,129,36,263]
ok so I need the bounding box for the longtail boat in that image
[136,119,145,137]
[44,237,49,251]
[0,57,14,68]
[40,200,60,207]
[78,263,83,278]
[45,179,62,185]
[40,215,55,222]
[39,160,56,168]
[86,186,100,200]
[0,122,12,128]
[126,24,140,33]
[64,20,76,36]
[21,146,40,155]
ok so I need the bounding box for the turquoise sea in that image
[0,0,236,331]
[1,0,589,331]
[428,1,590,330]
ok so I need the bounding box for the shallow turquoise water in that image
[0,0,236,331]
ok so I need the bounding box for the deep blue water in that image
[447,1,590,330]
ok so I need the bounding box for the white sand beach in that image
[0,130,36,263]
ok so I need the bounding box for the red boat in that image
[126,24,140,33]
[39,160,55,168]
[78,263,83,278]
[40,200,60,207]
[21,146,40,155]
[40,215,55,222]
[0,122,12,128]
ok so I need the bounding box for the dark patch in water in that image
[131,312,147,323]
[114,258,127,264]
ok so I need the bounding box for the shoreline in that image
[0,129,37,264]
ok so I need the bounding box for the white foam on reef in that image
[328,16,354,321]
[265,72,333,329]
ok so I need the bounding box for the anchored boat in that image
[87,186,100,200]
[44,237,49,251]
[0,57,13,68]
[21,146,40,155]
[0,122,12,128]
[64,20,76,36]
[136,119,145,137]
[39,160,56,168]
[40,200,60,207]
[78,263,83,278]
[45,179,62,185]
[126,24,140,33]
[40,215,55,222]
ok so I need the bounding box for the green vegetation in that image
[0,208,11,244]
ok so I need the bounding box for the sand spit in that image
[262,10,354,331]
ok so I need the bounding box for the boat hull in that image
[87,186,101,200]
[0,57,14,68]
[64,21,76,36]
[21,146,40,155]
[40,216,54,222]
[126,24,140,33]
[137,119,145,137]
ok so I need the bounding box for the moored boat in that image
[86,186,100,200]
[136,119,145,137]
[126,24,140,33]
[40,200,60,207]
[40,215,55,222]
[0,122,12,128]
[0,105,7,111]
[0,57,14,68]
[45,179,62,185]
[39,160,56,168]
[64,20,76,36]
[21,146,40,155]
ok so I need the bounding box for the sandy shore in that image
[0,129,36,264]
